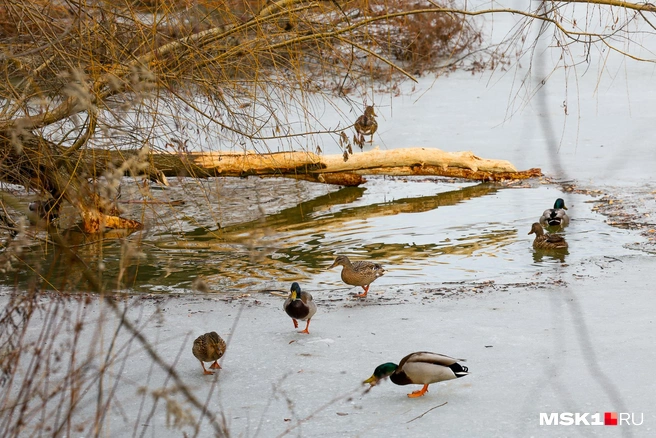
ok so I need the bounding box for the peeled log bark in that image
[47,146,537,187]
[80,210,144,234]
[366,165,542,182]
[188,147,539,185]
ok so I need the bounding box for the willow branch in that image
[566,0,656,12]
[4,1,655,133]
[62,109,98,158]
[334,36,418,83]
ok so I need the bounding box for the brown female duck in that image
[192,331,226,375]
[328,255,385,298]
[354,105,378,144]
[528,222,568,250]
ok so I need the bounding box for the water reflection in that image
[158,183,504,273]
[9,223,141,289]
[184,182,498,238]
[3,179,638,293]
[531,248,569,264]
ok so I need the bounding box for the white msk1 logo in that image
[540,413,644,426]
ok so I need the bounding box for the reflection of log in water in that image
[276,227,519,273]
[160,183,518,272]
[15,182,519,291]
[219,182,499,236]
[218,186,366,234]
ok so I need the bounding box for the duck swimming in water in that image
[528,222,568,250]
[539,198,570,230]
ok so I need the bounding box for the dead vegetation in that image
[0,288,233,437]
[0,0,487,237]
[1,0,655,434]
[1,0,653,237]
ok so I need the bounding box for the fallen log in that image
[188,147,540,185]
[2,145,539,234]
[54,146,538,187]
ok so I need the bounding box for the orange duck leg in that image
[354,285,369,298]
[407,384,429,398]
[300,319,311,334]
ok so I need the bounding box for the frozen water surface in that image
[2,254,653,437]
[2,0,656,436]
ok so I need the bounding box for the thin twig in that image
[406,401,448,423]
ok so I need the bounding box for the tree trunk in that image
[179,147,540,185]
[52,146,540,186]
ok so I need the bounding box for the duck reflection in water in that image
[532,249,568,264]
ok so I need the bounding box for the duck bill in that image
[363,375,378,386]
[327,261,338,270]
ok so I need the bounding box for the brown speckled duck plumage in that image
[192,331,226,375]
[354,105,378,144]
[328,255,385,298]
[528,222,568,250]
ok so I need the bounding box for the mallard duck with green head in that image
[283,282,317,334]
[354,105,378,144]
[192,331,226,375]
[539,198,570,230]
[328,255,385,298]
[364,352,469,398]
[529,222,568,250]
